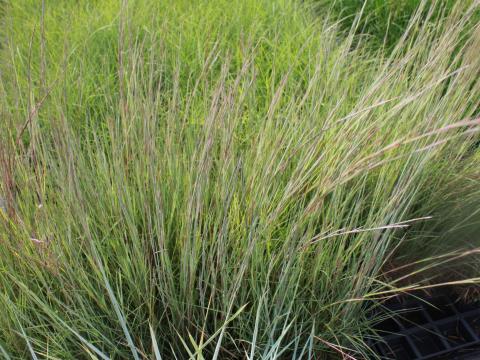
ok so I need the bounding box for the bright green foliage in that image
[0,0,479,359]
[315,0,463,50]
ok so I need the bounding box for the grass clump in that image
[0,0,479,358]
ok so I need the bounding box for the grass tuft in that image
[0,0,479,358]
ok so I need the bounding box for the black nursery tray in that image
[370,294,480,359]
